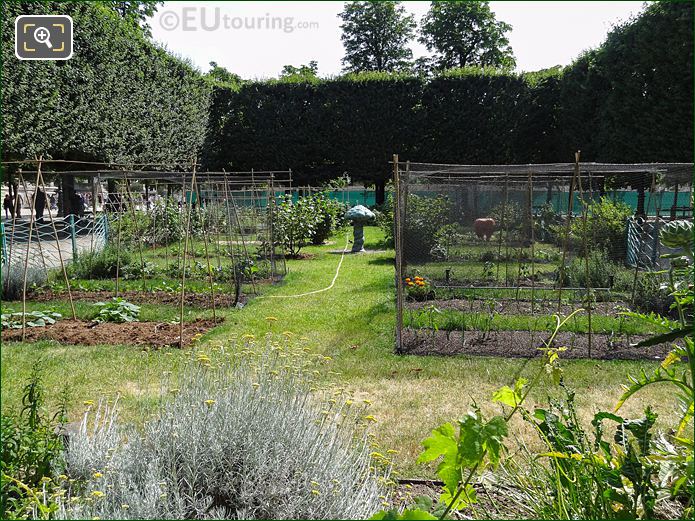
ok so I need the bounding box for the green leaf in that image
[439,484,477,511]
[417,423,456,464]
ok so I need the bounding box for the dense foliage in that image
[2,1,210,165]
[204,3,691,193]
[339,1,416,73]
[1,368,66,520]
[419,0,515,70]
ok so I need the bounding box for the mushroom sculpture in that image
[345,204,375,253]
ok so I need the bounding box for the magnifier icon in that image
[33,26,52,49]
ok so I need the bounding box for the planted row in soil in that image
[400,328,672,360]
[2,318,221,348]
[26,289,248,309]
[406,298,628,316]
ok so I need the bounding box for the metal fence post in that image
[102,214,109,244]
[69,214,78,259]
[0,222,7,265]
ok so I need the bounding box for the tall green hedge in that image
[204,2,691,196]
[2,1,210,165]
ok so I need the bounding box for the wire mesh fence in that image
[392,157,693,358]
[1,163,292,334]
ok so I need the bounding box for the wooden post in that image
[38,169,76,319]
[575,152,593,357]
[180,160,197,348]
[557,153,579,311]
[21,161,42,340]
[393,154,404,354]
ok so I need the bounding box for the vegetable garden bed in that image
[1,318,221,348]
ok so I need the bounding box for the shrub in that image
[570,197,632,261]
[67,246,133,280]
[1,366,66,520]
[272,195,319,256]
[144,200,183,246]
[310,192,348,246]
[379,194,451,259]
[488,201,522,229]
[560,249,618,289]
[1,264,47,300]
[59,338,387,519]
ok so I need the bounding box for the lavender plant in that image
[58,337,388,519]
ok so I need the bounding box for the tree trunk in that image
[670,182,679,220]
[636,183,646,216]
[375,179,385,206]
[545,182,553,204]
[61,175,76,216]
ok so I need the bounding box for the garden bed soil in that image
[27,289,248,309]
[393,480,527,519]
[407,298,629,316]
[400,328,673,360]
[2,318,221,348]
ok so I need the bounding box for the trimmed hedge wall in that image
[204,2,692,195]
[2,1,210,165]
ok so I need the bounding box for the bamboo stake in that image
[394,155,404,354]
[37,169,76,319]
[124,178,148,292]
[556,154,578,310]
[630,173,657,307]
[179,161,197,348]
[528,169,536,313]
[193,171,216,319]
[114,176,125,297]
[21,161,42,340]
[575,152,593,357]
[18,174,49,279]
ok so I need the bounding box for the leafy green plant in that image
[93,298,141,323]
[67,246,134,280]
[614,221,693,517]
[272,195,320,257]
[561,249,618,289]
[1,366,66,520]
[1,310,61,330]
[500,390,664,520]
[570,197,632,261]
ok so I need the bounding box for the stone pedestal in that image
[345,204,375,253]
[352,223,365,252]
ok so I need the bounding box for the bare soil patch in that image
[2,318,221,348]
[400,328,672,360]
[28,289,247,309]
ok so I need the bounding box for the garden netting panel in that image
[392,160,693,355]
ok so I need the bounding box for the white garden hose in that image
[257,231,350,299]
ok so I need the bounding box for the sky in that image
[148,1,646,79]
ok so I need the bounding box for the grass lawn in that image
[0,226,680,477]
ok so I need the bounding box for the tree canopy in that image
[339,1,416,72]
[419,1,515,70]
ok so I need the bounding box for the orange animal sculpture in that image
[473,218,496,241]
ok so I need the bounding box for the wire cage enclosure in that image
[392,156,693,357]
[1,159,292,343]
